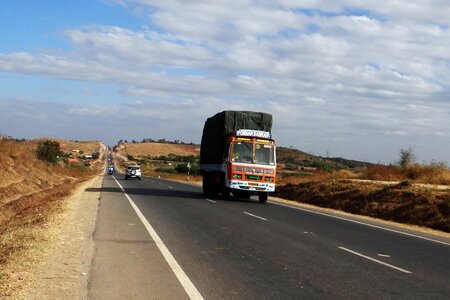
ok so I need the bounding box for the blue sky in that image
[0,0,449,164]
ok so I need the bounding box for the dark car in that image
[107,166,114,175]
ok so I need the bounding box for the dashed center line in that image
[168,186,174,189]
[243,212,268,221]
[339,247,411,274]
[377,253,391,258]
[271,201,450,247]
[205,199,217,203]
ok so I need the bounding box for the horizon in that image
[2,133,441,167]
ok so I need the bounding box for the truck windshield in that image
[232,142,253,163]
[232,142,275,165]
[255,144,275,165]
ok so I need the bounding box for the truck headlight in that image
[264,176,274,182]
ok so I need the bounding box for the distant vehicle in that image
[125,165,141,180]
[107,166,114,175]
[200,111,276,203]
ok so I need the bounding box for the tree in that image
[398,148,416,169]
[36,140,63,163]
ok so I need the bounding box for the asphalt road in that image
[88,173,450,299]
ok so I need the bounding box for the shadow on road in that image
[85,187,261,204]
[85,187,204,200]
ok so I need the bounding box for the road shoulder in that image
[17,175,103,300]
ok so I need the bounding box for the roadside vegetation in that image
[0,137,102,290]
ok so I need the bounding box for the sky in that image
[0,0,449,164]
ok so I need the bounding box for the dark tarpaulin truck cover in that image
[200,111,273,165]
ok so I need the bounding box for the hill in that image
[116,142,199,158]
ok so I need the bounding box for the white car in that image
[125,165,142,180]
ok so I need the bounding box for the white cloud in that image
[0,0,449,162]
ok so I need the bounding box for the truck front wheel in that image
[258,192,268,204]
[202,175,211,197]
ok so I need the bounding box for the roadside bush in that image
[127,154,135,161]
[360,164,404,181]
[154,154,199,163]
[36,140,63,163]
[155,166,177,173]
[91,152,100,159]
[71,163,89,171]
[175,163,200,175]
[398,148,416,169]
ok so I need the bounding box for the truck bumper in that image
[226,180,275,192]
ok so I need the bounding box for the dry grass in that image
[359,163,450,185]
[118,142,200,157]
[278,169,358,185]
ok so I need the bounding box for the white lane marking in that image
[270,201,450,247]
[243,212,268,221]
[113,177,204,300]
[377,254,391,258]
[338,247,412,274]
[205,199,217,203]
[168,186,174,189]
[159,183,162,185]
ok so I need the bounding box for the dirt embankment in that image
[0,138,104,296]
[275,180,450,232]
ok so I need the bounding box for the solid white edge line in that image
[269,201,450,247]
[243,211,268,221]
[205,199,217,203]
[339,247,412,274]
[113,177,204,300]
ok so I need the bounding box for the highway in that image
[87,174,450,299]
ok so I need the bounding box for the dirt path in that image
[349,179,450,190]
[8,175,103,300]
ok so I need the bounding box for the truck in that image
[200,111,276,203]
